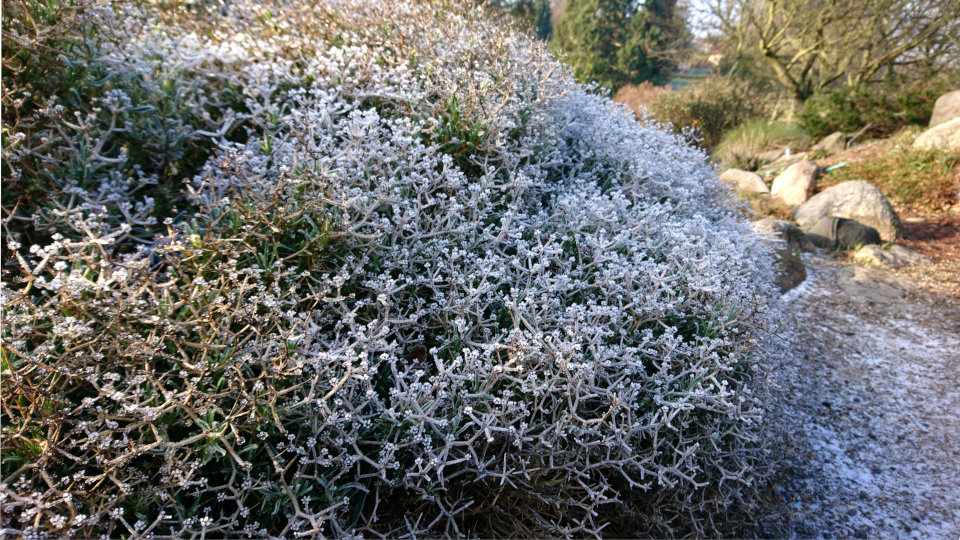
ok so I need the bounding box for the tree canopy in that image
[550,0,682,90]
[707,0,960,105]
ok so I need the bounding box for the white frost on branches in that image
[1,0,783,538]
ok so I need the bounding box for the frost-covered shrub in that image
[1,1,783,537]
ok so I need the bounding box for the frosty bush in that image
[1,0,783,537]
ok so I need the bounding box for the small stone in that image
[913,116,960,151]
[930,90,960,127]
[753,218,817,252]
[751,219,808,292]
[818,131,847,154]
[773,249,807,293]
[854,244,933,269]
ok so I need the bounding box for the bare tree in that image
[707,0,960,106]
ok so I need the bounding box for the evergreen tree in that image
[530,0,553,40]
[496,0,553,41]
[550,0,677,91]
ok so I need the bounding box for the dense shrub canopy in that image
[643,75,781,150]
[1,0,783,537]
[798,75,960,139]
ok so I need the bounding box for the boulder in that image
[913,117,960,151]
[771,160,820,206]
[836,266,914,303]
[854,244,932,269]
[930,90,960,128]
[752,218,816,252]
[803,216,881,250]
[751,219,809,293]
[794,180,905,241]
[720,168,770,194]
[818,131,846,154]
[771,249,807,293]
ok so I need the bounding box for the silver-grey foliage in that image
[1,1,784,537]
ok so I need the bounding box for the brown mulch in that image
[815,137,905,170]
[894,212,960,301]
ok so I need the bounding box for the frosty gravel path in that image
[771,260,960,539]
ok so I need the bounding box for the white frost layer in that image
[778,264,960,539]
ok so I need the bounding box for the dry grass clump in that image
[714,121,812,171]
[640,75,782,150]
[2,0,785,538]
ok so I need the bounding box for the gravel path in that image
[768,259,960,539]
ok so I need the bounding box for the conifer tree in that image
[550,0,677,90]
[531,0,553,40]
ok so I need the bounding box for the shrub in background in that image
[1,0,784,538]
[644,75,776,150]
[614,81,670,114]
[494,0,554,40]
[798,75,960,139]
[715,120,811,170]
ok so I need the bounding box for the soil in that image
[896,213,960,300]
[761,256,960,540]
[745,131,960,538]
[721,127,960,538]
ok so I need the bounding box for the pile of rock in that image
[719,89,960,294]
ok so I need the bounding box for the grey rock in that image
[930,89,960,127]
[803,216,881,250]
[771,160,820,206]
[913,116,960,151]
[818,131,847,154]
[720,168,769,193]
[794,180,905,241]
[752,218,816,252]
[771,248,807,293]
[836,265,914,303]
[854,244,932,269]
[751,219,809,292]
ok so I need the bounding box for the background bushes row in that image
[797,74,960,139]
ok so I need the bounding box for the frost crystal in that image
[1,0,783,538]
